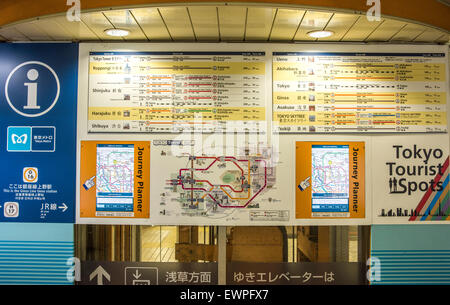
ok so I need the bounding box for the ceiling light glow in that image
[104,28,130,37]
[307,30,334,38]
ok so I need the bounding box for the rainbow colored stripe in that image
[409,157,449,221]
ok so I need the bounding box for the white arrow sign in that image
[89,265,110,285]
[58,203,68,212]
[133,270,142,279]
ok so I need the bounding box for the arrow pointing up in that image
[133,269,142,279]
[89,265,110,285]
[58,203,68,212]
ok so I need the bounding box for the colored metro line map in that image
[96,144,134,195]
[311,145,349,196]
[96,144,135,215]
[311,145,350,214]
[151,142,289,224]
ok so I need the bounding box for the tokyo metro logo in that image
[11,133,28,145]
[4,61,60,117]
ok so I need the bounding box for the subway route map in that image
[150,142,289,224]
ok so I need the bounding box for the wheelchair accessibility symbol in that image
[5,61,60,117]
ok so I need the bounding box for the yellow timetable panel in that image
[273,52,448,133]
[88,52,266,133]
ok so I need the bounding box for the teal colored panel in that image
[371,225,450,285]
[0,223,73,242]
[0,223,74,285]
[371,225,450,251]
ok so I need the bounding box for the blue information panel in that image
[0,43,78,223]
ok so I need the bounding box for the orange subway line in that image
[219,160,252,200]
[335,107,396,110]
[201,187,213,200]
[142,122,213,125]
[334,94,396,96]
[334,77,395,79]
[220,186,250,200]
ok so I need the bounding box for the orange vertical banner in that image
[295,141,365,219]
[80,141,150,219]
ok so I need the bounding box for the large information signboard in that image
[0,43,78,223]
[76,43,449,226]
[88,52,266,133]
[273,52,447,133]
